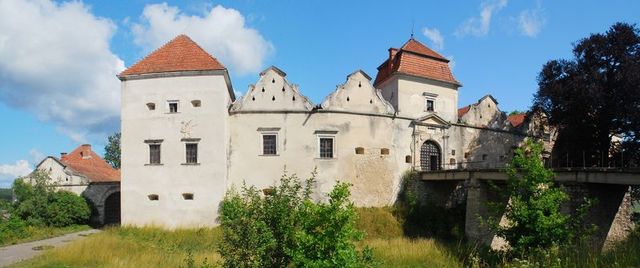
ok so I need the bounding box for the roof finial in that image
[411,19,415,39]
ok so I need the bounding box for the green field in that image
[9,207,640,267]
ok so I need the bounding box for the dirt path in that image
[0,229,100,267]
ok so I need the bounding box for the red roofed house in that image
[32,144,121,226]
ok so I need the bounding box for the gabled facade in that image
[120,35,550,228]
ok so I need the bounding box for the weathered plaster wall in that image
[34,157,88,195]
[395,75,459,122]
[121,74,231,228]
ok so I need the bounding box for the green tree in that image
[104,132,121,169]
[12,170,90,227]
[534,22,640,167]
[495,139,590,255]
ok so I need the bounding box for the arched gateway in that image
[420,141,441,171]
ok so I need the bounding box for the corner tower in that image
[118,35,234,228]
[374,38,461,122]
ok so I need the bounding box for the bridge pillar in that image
[565,184,635,250]
[465,176,510,249]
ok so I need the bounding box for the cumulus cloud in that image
[421,27,444,51]
[0,160,32,187]
[456,0,508,37]
[518,6,546,37]
[0,0,124,141]
[132,3,273,75]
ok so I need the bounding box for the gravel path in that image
[0,229,100,267]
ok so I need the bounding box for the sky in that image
[0,0,638,187]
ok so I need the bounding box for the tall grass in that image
[0,224,90,247]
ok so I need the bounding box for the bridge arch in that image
[420,140,441,171]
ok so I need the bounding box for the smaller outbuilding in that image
[32,144,120,226]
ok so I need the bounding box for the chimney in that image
[388,48,398,73]
[60,152,67,159]
[81,144,92,159]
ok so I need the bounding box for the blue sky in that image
[0,0,638,187]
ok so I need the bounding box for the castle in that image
[119,35,550,228]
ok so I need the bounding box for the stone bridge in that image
[420,168,640,250]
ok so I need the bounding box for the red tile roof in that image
[60,144,120,183]
[458,105,471,117]
[119,34,225,77]
[507,113,526,128]
[374,38,460,87]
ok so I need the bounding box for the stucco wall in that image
[121,74,231,228]
[395,75,459,122]
[34,157,88,195]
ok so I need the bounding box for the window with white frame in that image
[315,130,337,159]
[168,100,179,113]
[426,99,435,112]
[262,134,277,155]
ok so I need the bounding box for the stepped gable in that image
[374,38,460,87]
[59,144,120,183]
[118,34,225,78]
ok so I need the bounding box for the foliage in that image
[494,139,592,255]
[508,110,524,116]
[218,171,373,268]
[104,132,121,169]
[0,188,12,201]
[534,22,640,167]
[395,171,465,240]
[12,170,90,227]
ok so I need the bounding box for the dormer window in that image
[426,99,435,112]
[168,100,179,113]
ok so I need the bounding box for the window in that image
[482,154,488,161]
[168,100,179,113]
[426,99,435,112]
[149,144,161,164]
[146,103,156,110]
[451,150,456,156]
[186,143,198,164]
[191,100,201,107]
[405,155,412,163]
[355,147,364,155]
[148,194,159,201]
[182,193,194,200]
[262,134,277,155]
[381,148,390,155]
[319,137,334,158]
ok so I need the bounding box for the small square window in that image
[168,101,179,113]
[319,137,334,158]
[262,134,277,155]
[148,194,159,201]
[451,150,456,156]
[482,154,488,161]
[426,99,435,112]
[182,193,194,200]
[381,148,390,155]
[149,144,161,164]
[146,103,156,110]
[355,147,365,155]
[191,100,201,107]
[186,143,198,164]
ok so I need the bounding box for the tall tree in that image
[104,132,120,169]
[534,22,640,167]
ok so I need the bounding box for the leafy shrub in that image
[218,171,373,268]
[12,170,90,227]
[0,216,28,244]
[494,139,593,255]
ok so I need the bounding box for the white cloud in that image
[0,0,124,141]
[0,160,33,183]
[421,27,444,51]
[518,7,546,37]
[456,0,508,37]
[29,149,45,165]
[132,3,273,75]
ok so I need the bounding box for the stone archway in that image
[421,140,441,171]
[103,191,121,225]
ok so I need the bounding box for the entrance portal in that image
[421,141,441,171]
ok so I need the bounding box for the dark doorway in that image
[421,141,441,171]
[104,192,121,226]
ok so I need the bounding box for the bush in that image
[493,139,593,255]
[0,216,28,244]
[218,171,373,268]
[12,170,90,227]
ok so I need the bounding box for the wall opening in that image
[355,147,365,155]
[420,141,441,171]
[148,194,159,201]
[182,193,194,200]
[405,155,412,163]
[146,103,155,110]
[191,100,201,107]
[381,148,390,155]
[104,192,121,226]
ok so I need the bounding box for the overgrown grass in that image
[11,226,222,268]
[9,207,640,267]
[0,224,90,247]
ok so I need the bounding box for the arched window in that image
[420,141,441,171]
